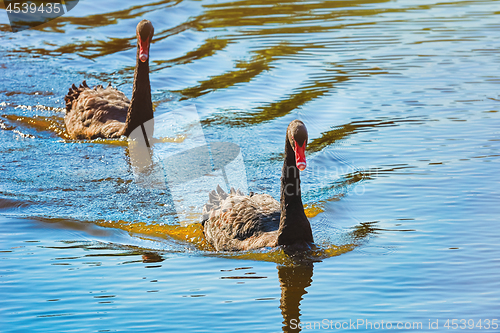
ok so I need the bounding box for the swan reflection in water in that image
[278,263,314,333]
[245,221,379,332]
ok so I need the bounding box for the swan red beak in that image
[294,141,307,171]
[139,37,150,62]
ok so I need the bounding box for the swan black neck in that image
[277,136,314,247]
[123,46,153,137]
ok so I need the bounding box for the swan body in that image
[202,187,280,251]
[64,20,154,140]
[202,120,314,251]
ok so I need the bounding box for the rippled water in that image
[1,0,500,332]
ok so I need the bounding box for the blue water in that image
[1,0,500,332]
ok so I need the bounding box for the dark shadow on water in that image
[278,263,314,333]
[142,251,165,263]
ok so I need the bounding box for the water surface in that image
[1,0,499,332]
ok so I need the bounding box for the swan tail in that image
[201,185,244,224]
[64,80,90,113]
[64,80,115,113]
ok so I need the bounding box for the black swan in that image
[64,20,154,140]
[202,120,314,251]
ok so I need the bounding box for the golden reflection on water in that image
[308,118,426,153]
[4,114,71,140]
[95,219,215,251]
[199,0,392,31]
[222,243,356,265]
[1,114,184,146]
[176,42,323,101]
[92,216,358,332]
[32,214,354,332]
[152,37,231,70]
[7,0,415,122]
[303,203,325,218]
[94,212,361,265]
[33,213,364,264]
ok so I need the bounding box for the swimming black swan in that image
[64,20,154,139]
[202,120,314,251]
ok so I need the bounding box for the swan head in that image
[287,120,308,171]
[137,20,154,63]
